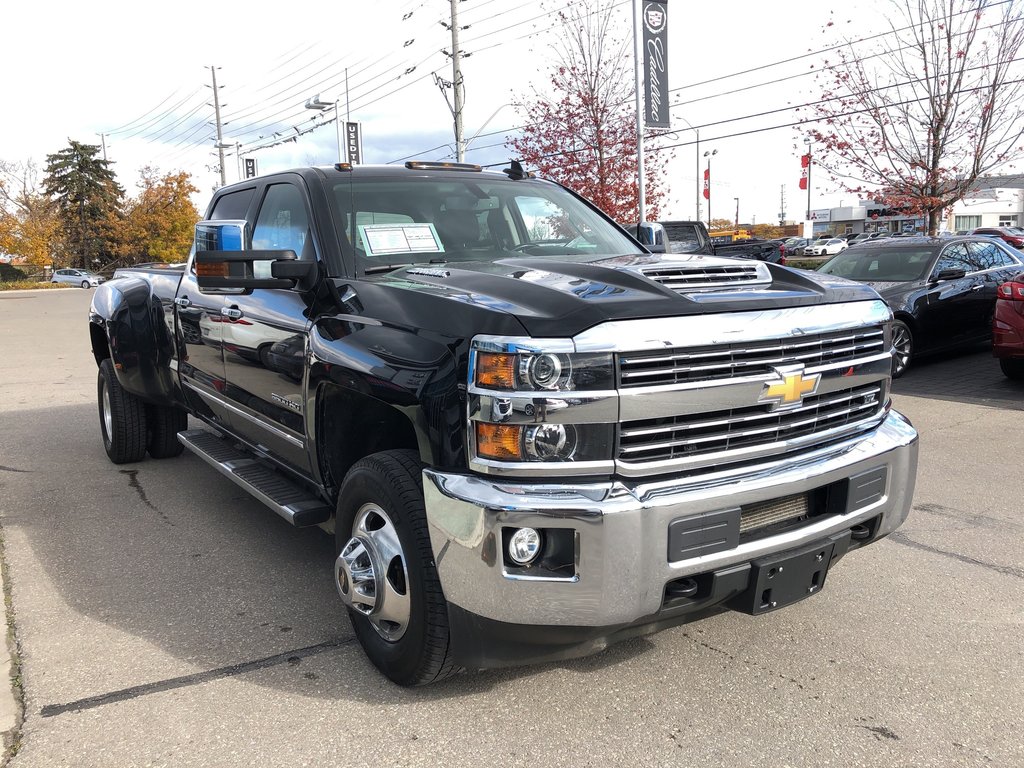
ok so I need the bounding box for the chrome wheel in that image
[335,502,410,642]
[101,381,113,439]
[892,321,913,378]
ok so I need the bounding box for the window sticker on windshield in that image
[359,223,444,256]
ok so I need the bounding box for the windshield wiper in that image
[363,258,448,275]
[363,263,413,274]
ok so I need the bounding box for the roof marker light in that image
[405,161,481,172]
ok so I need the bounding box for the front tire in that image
[81,280,91,288]
[891,320,914,378]
[98,359,148,464]
[334,450,458,686]
[1000,357,1024,380]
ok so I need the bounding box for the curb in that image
[0,532,23,763]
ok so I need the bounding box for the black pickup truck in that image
[89,161,918,685]
[655,220,785,263]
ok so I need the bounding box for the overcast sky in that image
[3,0,980,224]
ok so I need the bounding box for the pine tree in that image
[43,140,124,268]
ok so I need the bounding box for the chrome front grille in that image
[639,263,768,291]
[619,326,886,388]
[619,384,884,465]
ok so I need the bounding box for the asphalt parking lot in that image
[1,289,1021,768]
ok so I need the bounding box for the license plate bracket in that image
[733,535,843,615]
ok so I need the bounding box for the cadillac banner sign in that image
[642,1,669,128]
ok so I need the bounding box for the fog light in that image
[508,527,542,565]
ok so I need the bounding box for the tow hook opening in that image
[850,513,882,544]
[664,577,699,599]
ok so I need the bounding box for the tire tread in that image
[98,359,147,464]
[146,404,188,458]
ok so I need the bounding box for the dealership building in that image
[803,179,1024,238]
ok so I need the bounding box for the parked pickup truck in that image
[652,220,785,263]
[89,161,918,686]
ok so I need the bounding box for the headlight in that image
[474,350,613,391]
[474,422,613,463]
[469,336,617,475]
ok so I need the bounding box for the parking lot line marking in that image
[39,637,354,717]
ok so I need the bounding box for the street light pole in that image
[632,0,646,224]
[305,94,343,163]
[676,116,701,221]
[734,197,739,228]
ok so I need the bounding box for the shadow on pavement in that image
[1,402,654,711]
[891,345,1024,410]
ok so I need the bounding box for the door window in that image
[252,184,311,258]
[968,240,1019,270]
[935,244,974,274]
[210,188,255,220]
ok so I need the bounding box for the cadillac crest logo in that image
[643,4,666,34]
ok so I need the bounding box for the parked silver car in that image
[51,268,105,288]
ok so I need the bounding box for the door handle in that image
[174,296,192,308]
[221,306,244,320]
[970,284,984,292]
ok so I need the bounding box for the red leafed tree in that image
[507,0,669,223]
[807,0,1024,234]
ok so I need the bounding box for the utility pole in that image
[207,65,227,188]
[449,0,466,162]
[779,185,786,226]
[97,133,108,162]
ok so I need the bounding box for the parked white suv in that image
[51,269,105,288]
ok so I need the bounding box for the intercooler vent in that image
[639,262,770,292]
[740,494,809,534]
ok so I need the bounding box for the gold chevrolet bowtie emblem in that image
[759,366,820,408]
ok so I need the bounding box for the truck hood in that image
[365,253,881,338]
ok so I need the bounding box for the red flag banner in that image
[801,153,810,168]
[703,167,710,200]
[799,167,808,190]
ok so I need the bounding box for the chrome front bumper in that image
[423,409,918,627]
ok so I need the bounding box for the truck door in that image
[219,180,314,476]
[176,186,257,425]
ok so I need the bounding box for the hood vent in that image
[639,262,771,292]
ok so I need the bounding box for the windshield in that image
[818,247,937,282]
[331,175,641,272]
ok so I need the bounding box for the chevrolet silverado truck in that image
[89,161,918,686]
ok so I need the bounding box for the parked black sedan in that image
[816,236,1024,376]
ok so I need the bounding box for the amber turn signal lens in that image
[476,423,523,460]
[196,261,229,277]
[476,352,517,389]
